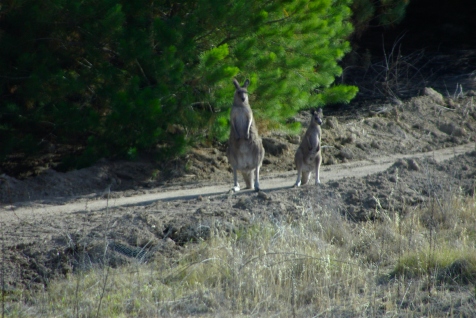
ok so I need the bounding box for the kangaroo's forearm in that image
[247,119,252,137]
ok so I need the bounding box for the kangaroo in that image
[226,78,265,192]
[294,108,323,187]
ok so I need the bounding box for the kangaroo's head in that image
[311,108,323,126]
[233,78,250,106]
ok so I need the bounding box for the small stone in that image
[371,141,381,149]
[408,159,420,171]
[323,117,339,129]
[356,142,368,150]
[164,238,175,248]
[233,197,253,210]
[326,156,337,165]
[287,135,301,144]
[257,191,270,200]
[438,122,467,137]
[344,133,357,144]
[263,158,273,165]
[339,148,353,159]
[447,99,459,108]
[390,98,403,106]
[424,87,445,105]
[453,127,467,137]
[369,110,379,117]
[394,159,408,169]
[195,207,206,214]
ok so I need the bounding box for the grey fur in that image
[294,108,323,186]
[226,78,265,192]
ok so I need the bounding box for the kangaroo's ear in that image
[317,108,323,115]
[243,79,250,88]
[233,78,241,89]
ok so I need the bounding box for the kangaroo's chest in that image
[232,107,252,134]
[302,129,320,165]
[308,134,319,150]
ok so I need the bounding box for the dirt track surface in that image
[2,142,475,220]
[1,92,476,291]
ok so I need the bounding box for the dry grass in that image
[4,192,476,317]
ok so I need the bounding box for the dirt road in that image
[3,142,474,223]
[1,93,475,297]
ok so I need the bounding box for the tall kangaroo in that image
[226,78,265,192]
[294,108,323,187]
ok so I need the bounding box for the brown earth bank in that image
[2,92,476,204]
[1,84,476,294]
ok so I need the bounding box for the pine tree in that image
[0,0,357,167]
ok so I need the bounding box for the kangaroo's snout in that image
[315,115,322,125]
[311,109,323,125]
[239,90,247,102]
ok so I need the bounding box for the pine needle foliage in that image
[0,0,356,167]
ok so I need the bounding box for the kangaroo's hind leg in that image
[295,166,303,187]
[301,171,311,185]
[233,167,240,192]
[314,154,322,185]
[254,166,261,192]
[294,150,303,187]
[242,170,253,189]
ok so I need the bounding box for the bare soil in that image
[1,87,476,294]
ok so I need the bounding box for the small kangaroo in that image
[294,108,323,187]
[226,78,265,192]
